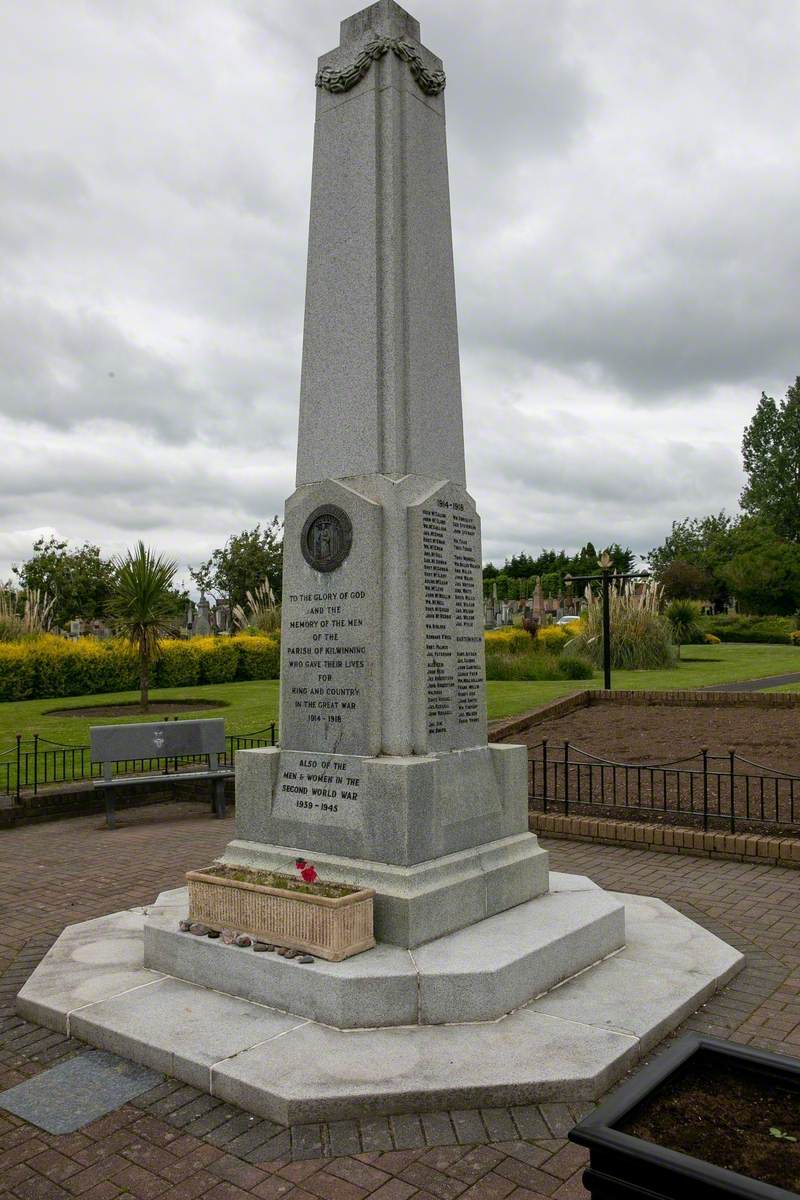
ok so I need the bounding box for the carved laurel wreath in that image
[315,37,446,96]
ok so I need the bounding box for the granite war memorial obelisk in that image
[19,2,744,1120]
[224,0,548,945]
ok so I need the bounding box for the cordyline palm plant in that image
[107,542,178,712]
[665,599,702,659]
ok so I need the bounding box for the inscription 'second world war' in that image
[301,505,353,573]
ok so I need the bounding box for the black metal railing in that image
[528,738,800,834]
[0,722,278,802]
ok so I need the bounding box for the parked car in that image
[556,615,581,626]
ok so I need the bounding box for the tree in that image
[741,378,800,542]
[722,539,800,616]
[107,542,179,711]
[660,560,712,601]
[665,599,702,658]
[12,536,116,628]
[648,513,736,609]
[190,520,283,612]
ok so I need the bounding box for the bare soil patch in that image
[622,1055,800,1191]
[46,699,228,718]
[513,702,800,774]
[510,699,800,834]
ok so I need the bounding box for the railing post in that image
[729,749,736,834]
[542,739,548,813]
[33,733,39,796]
[564,740,570,816]
[702,747,708,831]
[15,734,21,803]
[271,722,276,746]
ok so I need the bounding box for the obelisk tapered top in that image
[295,1,466,488]
[340,0,420,45]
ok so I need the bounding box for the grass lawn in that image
[486,642,800,719]
[0,681,280,754]
[1,643,798,752]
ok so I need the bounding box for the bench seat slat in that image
[94,768,233,788]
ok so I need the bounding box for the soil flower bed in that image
[186,862,375,960]
[570,1034,800,1199]
[623,1055,800,1192]
[197,862,360,899]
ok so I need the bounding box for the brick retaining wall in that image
[531,811,800,870]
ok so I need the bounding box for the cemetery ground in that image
[1,643,799,764]
[1,805,800,1200]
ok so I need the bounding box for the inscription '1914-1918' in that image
[420,493,485,750]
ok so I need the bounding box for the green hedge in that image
[698,615,797,644]
[0,634,280,702]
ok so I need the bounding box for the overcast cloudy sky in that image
[2,0,798,589]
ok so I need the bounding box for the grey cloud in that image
[0,0,797,578]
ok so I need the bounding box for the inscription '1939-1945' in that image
[275,754,364,823]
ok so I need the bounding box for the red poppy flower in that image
[295,857,318,884]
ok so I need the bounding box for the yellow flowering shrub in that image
[484,628,531,654]
[0,633,281,701]
[234,635,280,680]
[703,633,721,644]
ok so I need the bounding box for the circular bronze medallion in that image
[301,505,353,573]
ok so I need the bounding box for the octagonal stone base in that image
[143,874,625,1027]
[16,874,743,1124]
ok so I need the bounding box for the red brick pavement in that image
[1,804,800,1199]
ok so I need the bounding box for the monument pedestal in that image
[227,743,547,946]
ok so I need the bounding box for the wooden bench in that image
[90,718,231,829]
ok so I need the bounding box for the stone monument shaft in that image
[296,1,465,488]
[227,0,548,946]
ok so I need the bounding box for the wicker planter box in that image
[185,865,375,961]
[569,1034,800,1199]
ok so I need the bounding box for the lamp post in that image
[566,554,648,691]
[598,551,613,690]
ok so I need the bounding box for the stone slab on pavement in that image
[0,1049,162,1134]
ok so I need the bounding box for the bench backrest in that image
[90,718,227,781]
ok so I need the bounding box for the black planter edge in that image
[568,1033,800,1200]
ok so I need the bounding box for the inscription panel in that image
[412,483,486,752]
[280,487,382,756]
[272,750,363,830]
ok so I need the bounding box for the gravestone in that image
[193,594,211,637]
[226,0,547,946]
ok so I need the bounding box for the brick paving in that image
[2,804,800,1198]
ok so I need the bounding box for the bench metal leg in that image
[103,787,116,830]
[211,777,226,819]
